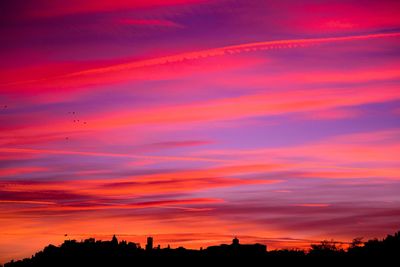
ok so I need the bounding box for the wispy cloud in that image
[3,31,399,89]
[2,0,400,263]
[117,18,183,28]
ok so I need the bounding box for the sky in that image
[1,0,400,263]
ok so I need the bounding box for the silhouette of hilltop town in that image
[3,230,400,266]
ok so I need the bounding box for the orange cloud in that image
[1,165,282,197]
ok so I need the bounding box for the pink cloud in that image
[297,108,361,121]
[58,84,400,129]
[118,18,183,28]
[213,63,400,90]
[2,31,398,91]
[292,204,331,208]
[21,0,206,18]
[2,1,400,263]
[0,147,231,163]
[194,128,400,180]
[294,2,400,34]
[0,167,48,177]
[392,107,400,116]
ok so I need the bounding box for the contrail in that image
[3,31,400,86]
[63,32,400,77]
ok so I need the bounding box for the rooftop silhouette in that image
[3,230,400,266]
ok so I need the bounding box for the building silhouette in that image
[205,237,267,255]
[4,231,400,267]
[111,235,118,245]
[146,237,153,251]
[232,236,239,247]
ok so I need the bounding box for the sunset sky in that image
[1,0,400,263]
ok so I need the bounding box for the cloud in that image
[72,85,400,129]
[393,107,400,116]
[292,204,331,208]
[0,200,56,205]
[0,189,89,204]
[3,83,398,138]
[297,108,361,120]
[193,128,400,180]
[117,18,183,28]
[0,147,231,163]
[133,140,212,152]
[15,0,206,18]
[1,1,400,263]
[3,31,399,89]
[0,197,222,214]
[0,167,48,177]
[0,163,282,210]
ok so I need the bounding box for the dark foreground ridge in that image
[4,231,400,266]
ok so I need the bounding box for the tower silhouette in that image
[146,237,153,251]
[111,235,118,245]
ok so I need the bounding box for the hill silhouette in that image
[3,231,400,266]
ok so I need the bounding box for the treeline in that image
[3,231,400,266]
